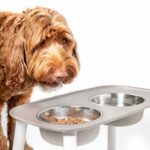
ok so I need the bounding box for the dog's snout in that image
[54,70,68,80]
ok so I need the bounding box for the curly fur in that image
[0,7,79,150]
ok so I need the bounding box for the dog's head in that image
[8,7,79,88]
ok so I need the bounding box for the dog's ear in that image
[5,40,27,90]
[4,15,31,89]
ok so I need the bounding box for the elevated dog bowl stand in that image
[63,133,77,150]
[108,126,116,150]
[12,121,27,150]
[12,121,115,150]
[10,85,150,150]
[13,121,78,150]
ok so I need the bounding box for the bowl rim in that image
[88,92,145,107]
[36,105,103,126]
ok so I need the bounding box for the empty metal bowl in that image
[90,93,144,107]
[90,93,145,126]
[37,106,102,145]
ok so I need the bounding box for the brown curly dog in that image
[0,6,80,150]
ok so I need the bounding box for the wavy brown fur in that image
[0,7,79,150]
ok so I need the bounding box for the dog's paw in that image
[24,144,33,150]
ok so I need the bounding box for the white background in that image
[1,0,150,150]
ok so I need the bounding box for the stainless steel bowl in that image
[38,106,101,146]
[90,93,144,107]
[90,93,145,126]
[38,106,101,124]
[39,126,100,146]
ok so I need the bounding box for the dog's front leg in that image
[7,93,33,150]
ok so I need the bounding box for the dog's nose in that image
[54,70,68,81]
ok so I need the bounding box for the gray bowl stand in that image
[10,85,150,150]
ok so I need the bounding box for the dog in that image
[0,6,80,150]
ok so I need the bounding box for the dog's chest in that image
[0,83,32,101]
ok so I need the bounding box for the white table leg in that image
[108,126,116,150]
[12,120,27,150]
[63,133,77,150]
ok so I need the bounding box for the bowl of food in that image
[89,93,145,126]
[37,106,102,145]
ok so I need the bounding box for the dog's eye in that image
[62,37,69,44]
[40,40,47,47]
[32,40,47,54]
